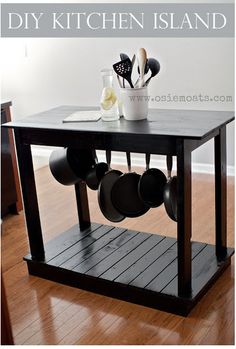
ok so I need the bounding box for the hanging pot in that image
[49,147,95,186]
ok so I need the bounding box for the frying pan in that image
[49,147,95,186]
[111,152,149,218]
[98,150,125,222]
[163,155,177,222]
[138,154,167,207]
[85,150,109,190]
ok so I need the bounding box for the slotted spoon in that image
[113,58,134,88]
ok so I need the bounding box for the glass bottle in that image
[100,69,120,121]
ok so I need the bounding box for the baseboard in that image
[31,146,235,176]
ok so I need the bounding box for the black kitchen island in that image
[3,106,234,316]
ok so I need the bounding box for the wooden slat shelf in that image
[24,223,234,316]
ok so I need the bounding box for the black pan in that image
[98,150,125,222]
[49,147,95,186]
[138,154,167,207]
[111,152,149,218]
[85,150,109,190]
[163,155,177,222]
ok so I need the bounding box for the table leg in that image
[214,126,227,260]
[74,181,91,230]
[14,129,45,261]
[177,139,192,296]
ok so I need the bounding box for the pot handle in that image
[106,150,111,170]
[145,153,150,171]
[91,149,98,164]
[166,155,173,179]
[126,152,131,173]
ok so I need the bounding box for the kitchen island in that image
[3,106,234,316]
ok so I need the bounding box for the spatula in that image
[120,53,130,87]
[113,58,134,88]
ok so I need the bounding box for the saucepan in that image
[49,147,95,186]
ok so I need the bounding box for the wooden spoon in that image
[136,48,147,88]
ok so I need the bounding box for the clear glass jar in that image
[100,69,120,121]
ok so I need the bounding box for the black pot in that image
[49,147,95,186]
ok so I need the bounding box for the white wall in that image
[1,0,234,173]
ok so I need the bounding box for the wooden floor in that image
[2,164,235,345]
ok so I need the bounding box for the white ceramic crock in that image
[120,87,149,121]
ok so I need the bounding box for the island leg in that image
[74,181,91,231]
[176,139,192,296]
[214,126,227,260]
[14,129,45,261]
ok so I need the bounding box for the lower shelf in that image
[24,223,234,316]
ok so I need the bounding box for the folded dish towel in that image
[63,110,101,123]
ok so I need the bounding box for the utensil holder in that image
[120,87,148,121]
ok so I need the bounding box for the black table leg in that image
[74,181,91,231]
[177,139,192,296]
[214,126,227,260]
[14,129,45,261]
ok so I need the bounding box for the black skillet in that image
[111,152,149,218]
[163,155,177,222]
[98,150,125,223]
[138,154,167,207]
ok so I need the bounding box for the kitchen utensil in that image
[120,53,136,69]
[145,58,160,86]
[49,147,95,186]
[163,155,177,222]
[113,58,134,88]
[138,154,167,207]
[136,48,147,88]
[120,53,132,88]
[120,53,130,61]
[138,59,149,75]
[111,152,149,217]
[117,75,122,88]
[120,53,130,87]
[85,150,109,190]
[131,54,136,69]
[98,150,125,222]
[135,60,149,86]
